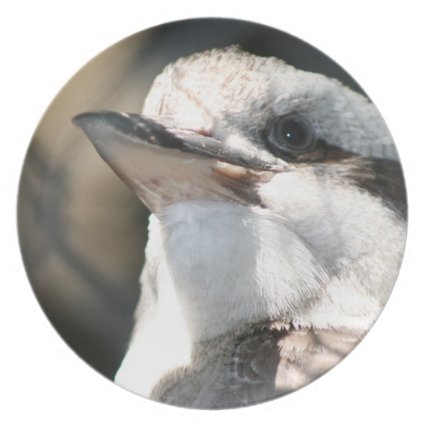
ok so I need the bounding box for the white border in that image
[2,1,424,423]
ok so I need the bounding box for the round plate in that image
[18,18,407,409]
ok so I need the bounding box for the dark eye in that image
[267,113,316,156]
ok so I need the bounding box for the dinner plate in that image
[18,18,407,409]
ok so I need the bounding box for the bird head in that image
[73,46,398,213]
[74,46,406,335]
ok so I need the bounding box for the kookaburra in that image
[74,46,407,409]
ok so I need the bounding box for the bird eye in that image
[267,113,316,156]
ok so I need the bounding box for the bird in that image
[73,46,407,409]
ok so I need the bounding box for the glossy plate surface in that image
[18,18,407,409]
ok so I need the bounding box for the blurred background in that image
[17,18,366,380]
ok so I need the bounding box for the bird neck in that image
[140,193,406,339]
[138,201,328,342]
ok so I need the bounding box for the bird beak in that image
[73,111,286,214]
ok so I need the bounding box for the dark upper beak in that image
[73,111,285,171]
[73,111,286,213]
